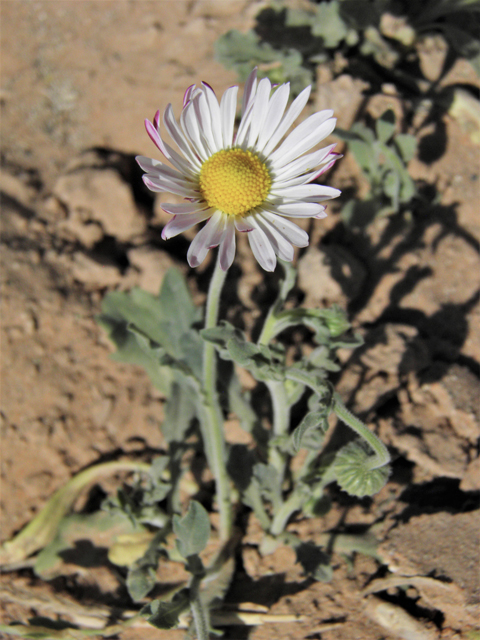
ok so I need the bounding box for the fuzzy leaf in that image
[291,410,329,452]
[161,381,197,443]
[145,590,190,629]
[334,442,390,497]
[173,501,210,558]
[376,109,396,143]
[394,133,417,163]
[311,0,348,48]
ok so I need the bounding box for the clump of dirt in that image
[1,2,479,640]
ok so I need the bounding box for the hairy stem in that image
[333,393,390,469]
[201,253,232,540]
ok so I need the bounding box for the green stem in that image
[270,489,306,536]
[201,253,232,541]
[265,380,290,478]
[333,393,390,470]
[258,323,291,483]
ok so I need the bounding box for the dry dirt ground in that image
[1,2,479,640]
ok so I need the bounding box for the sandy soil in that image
[1,2,479,639]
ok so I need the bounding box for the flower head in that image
[136,69,341,272]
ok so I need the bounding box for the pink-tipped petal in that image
[145,119,169,158]
[183,84,196,107]
[307,156,341,182]
[161,210,213,240]
[235,217,254,232]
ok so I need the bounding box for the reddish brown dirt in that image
[1,2,479,640]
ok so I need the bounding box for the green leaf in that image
[349,139,375,176]
[253,463,280,504]
[161,381,197,443]
[145,589,190,629]
[291,410,329,452]
[394,133,417,163]
[383,169,400,210]
[376,109,396,143]
[96,268,202,393]
[227,335,260,366]
[311,0,348,48]
[96,314,172,394]
[214,29,312,95]
[334,442,390,497]
[173,501,210,558]
[127,563,157,602]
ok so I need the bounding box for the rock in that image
[390,373,473,481]
[315,74,369,131]
[461,456,480,492]
[297,244,366,308]
[53,167,146,244]
[380,14,415,46]
[416,34,448,83]
[127,246,175,295]
[55,252,123,289]
[378,511,480,627]
[336,324,429,414]
[365,596,438,640]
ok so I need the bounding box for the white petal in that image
[274,202,327,217]
[162,210,212,239]
[219,217,236,271]
[241,67,257,116]
[235,99,255,148]
[270,184,341,200]
[161,202,206,215]
[143,174,198,198]
[253,214,294,261]
[220,85,238,148]
[255,83,290,153]
[234,217,254,232]
[247,77,272,148]
[139,158,195,186]
[144,118,169,158]
[143,121,195,177]
[192,92,218,154]
[187,211,226,267]
[201,82,223,150]
[306,155,341,182]
[163,105,202,170]
[183,84,196,106]
[269,114,336,168]
[136,155,164,173]
[181,101,209,161]
[261,85,311,157]
[272,144,336,181]
[259,210,309,247]
[205,210,227,248]
[248,226,276,272]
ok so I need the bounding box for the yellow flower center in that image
[199,148,271,217]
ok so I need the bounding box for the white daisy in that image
[136,68,341,272]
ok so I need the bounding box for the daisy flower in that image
[136,68,341,272]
